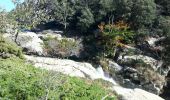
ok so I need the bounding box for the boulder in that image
[24,55,118,85]
[37,32,63,40]
[113,86,164,100]
[117,54,166,94]
[119,55,163,70]
[99,59,122,73]
[108,60,123,72]
[25,55,105,80]
[146,37,166,47]
[114,44,167,95]
[3,32,44,55]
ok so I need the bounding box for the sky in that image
[0,0,15,12]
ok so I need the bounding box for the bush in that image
[59,77,115,100]
[0,57,116,99]
[0,57,45,99]
[43,37,83,58]
[0,35,23,58]
[156,16,170,35]
[115,0,156,29]
[97,21,134,58]
[0,9,18,33]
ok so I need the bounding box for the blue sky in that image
[0,0,15,11]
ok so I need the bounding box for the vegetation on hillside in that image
[0,33,116,99]
[0,57,116,100]
[0,0,170,99]
[0,35,23,58]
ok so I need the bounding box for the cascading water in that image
[96,66,117,85]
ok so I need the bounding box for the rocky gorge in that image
[2,30,169,100]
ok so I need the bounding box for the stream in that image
[96,66,117,85]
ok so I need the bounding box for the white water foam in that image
[96,66,117,85]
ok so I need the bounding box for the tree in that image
[130,0,156,29]
[0,7,18,34]
[0,9,8,33]
[76,8,94,32]
[114,0,156,30]
[11,0,52,29]
[72,0,115,33]
[49,0,75,30]
[155,0,170,16]
[114,0,133,21]
[87,0,115,23]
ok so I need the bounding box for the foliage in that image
[0,57,116,100]
[0,9,8,33]
[155,0,170,16]
[0,35,23,58]
[130,0,156,29]
[0,9,17,33]
[115,0,156,29]
[10,0,115,32]
[154,16,170,64]
[0,58,45,99]
[86,0,116,23]
[97,21,134,57]
[49,0,75,30]
[10,0,51,29]
[154,16,170,35]
[58,77,115,100]
[10,0,157,34]
[114,0,133,21]
[76,7,95,32]
[43,37,82,58]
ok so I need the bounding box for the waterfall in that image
[96,66,117,85]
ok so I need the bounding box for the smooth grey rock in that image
[24,55,116,85]
[146,37,166,47]
[108,60,122,72]
[3,32,44,55]
[112,86,164,100]
[119,55,163,70]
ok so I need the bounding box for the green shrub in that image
[97,21,134,58]
[0,57,116,100]
[0,57,45,99]
[58,77,115,100]
[0,35,23,58]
